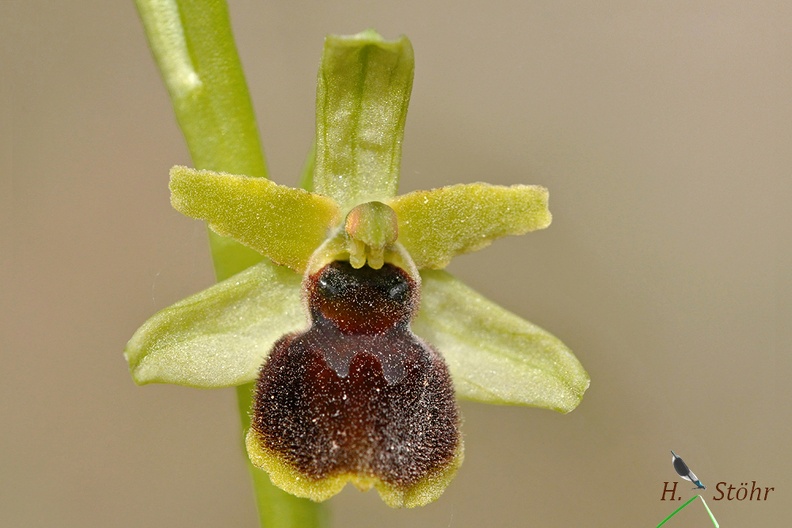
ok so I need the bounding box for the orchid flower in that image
[125,30,588,509]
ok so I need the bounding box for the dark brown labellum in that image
[248,261,462,507]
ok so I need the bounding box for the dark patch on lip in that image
[250,261,460,489]
[310,260,417,335]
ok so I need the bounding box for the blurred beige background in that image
[4,1,790,526]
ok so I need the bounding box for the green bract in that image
[125,30,589,507]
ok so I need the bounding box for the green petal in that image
[125,259,307,388]
[314,30,414,209]
[389,183,552,269]
[170,166,341,272]
[412,270,589,413]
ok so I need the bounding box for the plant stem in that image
[134,1,325,526]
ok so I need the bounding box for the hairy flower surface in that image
[126,30,589,508]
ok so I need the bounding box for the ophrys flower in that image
[125,30,589,508]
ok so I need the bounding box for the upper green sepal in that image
[125,259,306,387]
[170,166,341,273]
[413,270,589,413]
[389,183,552,269]
[314,30,414,209]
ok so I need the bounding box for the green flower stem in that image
[135,0,265,279]
[134,1,325,526]
[135,0,266,176]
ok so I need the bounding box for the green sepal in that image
[314,30,414,209]
[388,183,552,269]
[413,270,589,413]
[125,259,307,388]
[170,166,341,273]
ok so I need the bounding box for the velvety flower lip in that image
[125,30,589,507]
[246,261,463,508]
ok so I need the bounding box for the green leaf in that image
[125,259,306,388]
[170,166,341,273]
[413,270,589,413]
[389,183,552,270]
[314,30,414,209]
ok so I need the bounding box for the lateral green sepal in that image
[125,259,307,387]
[389,183,552,269]
[413,270,589,413]
[170,166,341,272]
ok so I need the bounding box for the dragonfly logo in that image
[657,450,719,528]
[671,451,706,489]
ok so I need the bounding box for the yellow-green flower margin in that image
[245,428,464,508]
